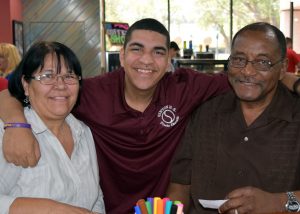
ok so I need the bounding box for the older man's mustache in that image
[233,76,263,85]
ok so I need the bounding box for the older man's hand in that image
[219,186,286,214]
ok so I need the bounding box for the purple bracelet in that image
[4,122,31,129]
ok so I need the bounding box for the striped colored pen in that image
[137,199,149,214]
[135,205,142,214]
[134,198,183,214]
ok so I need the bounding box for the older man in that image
[167,22,300,214]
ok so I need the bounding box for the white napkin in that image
[198,199,228,209]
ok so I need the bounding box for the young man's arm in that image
[0,90,40,167]
[9,198,95,214]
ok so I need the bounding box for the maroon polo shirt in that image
[73,67,230,214]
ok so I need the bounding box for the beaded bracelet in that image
[4,122,31,129]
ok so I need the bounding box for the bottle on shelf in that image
[189,35,193,50]
[183,41,187,49]
[205,45,209,52]
[189,40,193,50]
[199,44,203,52]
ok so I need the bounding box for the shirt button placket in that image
[139,115,144,135]
[241,136,249,143]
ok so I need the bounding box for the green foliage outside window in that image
[105,0,279,57]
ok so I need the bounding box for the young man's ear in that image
[119,47,125,67]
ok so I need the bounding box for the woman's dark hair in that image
[231,22,287,59]
[123,18,170,49]
[8,41,82,106]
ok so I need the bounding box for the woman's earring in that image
[24,96,30,105]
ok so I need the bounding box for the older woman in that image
[0,41,105,214]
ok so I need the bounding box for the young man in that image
[167,22,300,214]
[0,19,298,213]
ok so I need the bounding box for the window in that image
[105,0,280,58]
[170,0,230,59]
[105,0,168,51]
[232,0,280,34]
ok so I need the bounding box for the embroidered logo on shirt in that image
[157,105,179,127]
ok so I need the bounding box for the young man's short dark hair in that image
[123,18,170,49]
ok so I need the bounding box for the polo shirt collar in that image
[267,82,296,122]
[114,68,164,114]
[216,82,296,122]
[25,107,48,134]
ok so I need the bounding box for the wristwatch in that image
[285,192,300,212]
